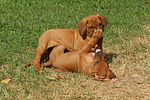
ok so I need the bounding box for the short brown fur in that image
[43,29,116,81]
[26,14,107,72]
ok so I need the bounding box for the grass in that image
[0,0,150,99]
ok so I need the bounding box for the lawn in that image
[0,0,150,99]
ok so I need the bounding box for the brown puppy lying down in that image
[43,29,116,81]
[31,14,107,72]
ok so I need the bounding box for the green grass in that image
[0,0,150,99]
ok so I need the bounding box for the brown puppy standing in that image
[43,29,116,81]
[27,14,107,72]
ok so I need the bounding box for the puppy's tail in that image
[25,63,33,68]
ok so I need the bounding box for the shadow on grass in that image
[105,53,118,64]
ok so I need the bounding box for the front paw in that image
[93,29,103,39]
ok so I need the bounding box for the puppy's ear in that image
[97,14,108,27]
[107,68,117,79]
[77,18,88,36]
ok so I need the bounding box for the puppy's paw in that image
[93,29,103,39]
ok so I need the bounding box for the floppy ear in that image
[107,68,117,79]
[97,14,108,27]
[77,18,88,36]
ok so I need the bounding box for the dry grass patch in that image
[1,32,150,99]
[22,33,150,99]
[102,33,150,99]
[142,24,150,32]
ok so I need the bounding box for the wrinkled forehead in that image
[93,60,109,69]
[86,16,102,26]
[99,61,108,68]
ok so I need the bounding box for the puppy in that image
[26,14,107,72]
[43,29,116,81]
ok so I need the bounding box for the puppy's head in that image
[90,51,116,82]
[77,14,107,39]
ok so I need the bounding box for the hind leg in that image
[33,44,57,72]
[43,45,65,68]
[33,43,47,72]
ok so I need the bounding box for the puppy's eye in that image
[99,23,102,26]
[89,26,94,29]
[94,61,99,66]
